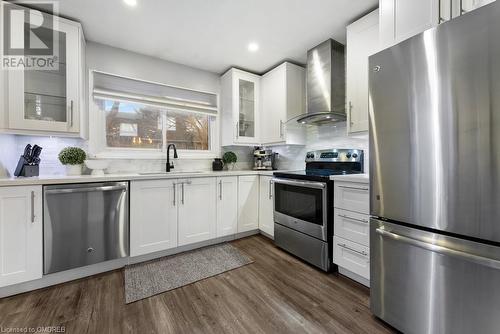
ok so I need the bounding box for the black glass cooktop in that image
[274,169,363,182]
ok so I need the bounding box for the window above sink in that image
[88,71,219,159]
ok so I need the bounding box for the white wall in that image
[0,43,369,176]
[0,43,223,177]
[272,123,368,172]
[223,123,369,172]
[86,42,220,94]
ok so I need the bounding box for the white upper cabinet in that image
[216,176,238,237]
[0,186,42,288]
[380,0,496,49]
[130,180,178,256]
[379,0,439,48]
[258,175,274,237]
[221,69,260,146]
[237,175,259,233]
[260,62,306,145]
[178,177,217,246]
[2,6,85,137]
[346,10,380,134]
[461,0,495,13]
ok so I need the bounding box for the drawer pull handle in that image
[338,185,368,191]
[338,243,368,256]
[338,214,368,223]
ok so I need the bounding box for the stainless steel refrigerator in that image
[369,2,500,334]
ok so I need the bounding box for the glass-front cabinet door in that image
[7,12,81,133]
[233,71,259,143]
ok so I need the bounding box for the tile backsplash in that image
[0,122,368,177]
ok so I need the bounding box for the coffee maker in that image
[253,147,278,170]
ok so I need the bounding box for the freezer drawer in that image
[371,218,500,334]
[43,182,129,274]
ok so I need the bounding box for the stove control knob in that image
[307,153,314,159]
[346,153,352,159]
[352,153,358,159]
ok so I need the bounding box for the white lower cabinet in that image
[131,175,265,258]
[333,236,370,280]
[0,186,42,288]
[258,176,274,237]
[178,178,217,246]
[333,178,370,285]
[237,175,259,233]
[130,180,178,256]
[216,176,238,237]
[334,208,370,246]
[334,181,369,214]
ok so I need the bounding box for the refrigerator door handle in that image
[376,228,500,270]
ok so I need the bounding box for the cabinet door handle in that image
[338,214,368,224]
[219,180,223,200]
[30,191,35,223]
[348,101,353,126]
[338,185,369,191]
[69,100,74,128]
[236,122,239,139]
[438,0,445,22]
[173,183,176,206]
[338,243,368,256]
[181,182,185,205]
[268,179,273,199]
[460,0,468,14]
[279,120,284,138]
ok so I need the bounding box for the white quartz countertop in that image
[330,173,369,183]
[0,170,279,187]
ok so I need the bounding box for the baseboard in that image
[259,230,274,240]
[0,230,260,299]
[338,267,370,287]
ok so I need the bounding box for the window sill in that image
[91,149,219,160]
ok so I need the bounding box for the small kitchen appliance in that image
[272,149,363,271]
[14,144,42,177]
[212,158,223,171]
[253,147,278,170]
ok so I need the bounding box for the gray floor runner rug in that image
[124,243,253,303]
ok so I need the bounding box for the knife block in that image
[14,156,40,177]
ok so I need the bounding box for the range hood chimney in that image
[296,39,346,125]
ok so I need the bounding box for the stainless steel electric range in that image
[272,149,364,271]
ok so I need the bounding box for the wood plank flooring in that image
[0,235,395,334]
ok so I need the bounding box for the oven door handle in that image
[272,178,326,189]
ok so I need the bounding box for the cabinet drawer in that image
[334,209,369,246]
[334,181,369,214]
[333,236,370,280]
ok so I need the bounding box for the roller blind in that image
[92,71,218,116]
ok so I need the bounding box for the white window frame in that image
[88,70,220,160]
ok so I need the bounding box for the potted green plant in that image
[222,151,237,170]
[58,147,86,176]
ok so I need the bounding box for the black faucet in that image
[166,144,178,172]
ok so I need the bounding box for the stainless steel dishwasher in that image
[43,182,129,274]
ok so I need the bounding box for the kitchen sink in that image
[138,171,204,175]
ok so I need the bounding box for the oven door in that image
[272,178,327,240]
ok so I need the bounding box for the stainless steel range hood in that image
[297,39,346,125]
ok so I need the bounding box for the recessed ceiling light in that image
[247,42,259,52]
[123,0,137,7]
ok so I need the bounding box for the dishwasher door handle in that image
[45,185,127,194]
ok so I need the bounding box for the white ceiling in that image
[50,0,377,74]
